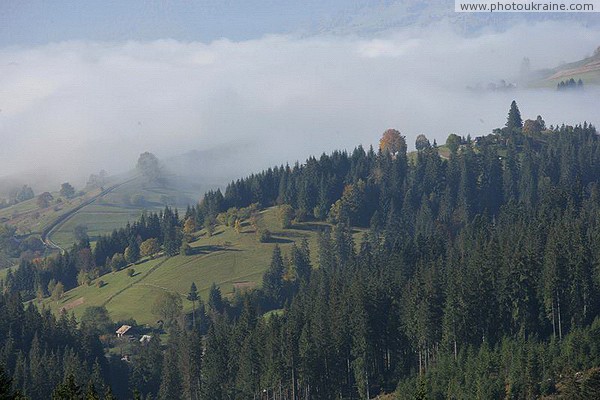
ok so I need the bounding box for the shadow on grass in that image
[268,237,294,244]
[188,245,242,255]
[275,230,308,239]
[292,222,329,232]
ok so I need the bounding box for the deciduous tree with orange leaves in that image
[379,128,406,155]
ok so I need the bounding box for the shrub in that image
[180,241,191,256]
[278,204,294,228]
[258,228,272,243]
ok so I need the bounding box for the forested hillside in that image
[0,293,111,399]
[193,102,600,399]
[2,101,600,399]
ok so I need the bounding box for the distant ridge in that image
[546,46,600,81]
[529,46,600,86]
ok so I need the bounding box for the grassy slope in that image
[0,175,204,274]
[49,177,203,249]
[0,188,103,237]
[528,70,600,88]
[528,50,600,88]
[41,207,363,325]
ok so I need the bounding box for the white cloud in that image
[0,21,598,189]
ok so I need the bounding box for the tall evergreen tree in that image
[187,282,199,328]
[262,246,285,307]
[506,100,523,133]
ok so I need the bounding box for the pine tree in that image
[202,320,230,400]
[103,386,116,400]
[0,365,18,400]
[262,245,285,307]
[129,335,162,397]
[506,100,523,133]
[84,380,100,400]
[317,229,334,273]
[52,374,81,400]
[208,283,225,314]
[187,282,199,328]
[236,333,260,399]
[180,330,202,400]
[291,243,311,288]
[158,327,183,400]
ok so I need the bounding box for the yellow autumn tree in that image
[140,238,160,259]
[183,217,196,235]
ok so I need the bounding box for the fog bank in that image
[0,21,598,189]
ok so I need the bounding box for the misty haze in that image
[1,1,600,400]
[1,19,599,190]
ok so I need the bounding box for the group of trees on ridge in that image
[0,182,81,211]
[557,78,584,91]
[2,101,600,398]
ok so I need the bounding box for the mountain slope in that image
[531,46,600,86]
[42,207,362,325]
[48,174,211,249]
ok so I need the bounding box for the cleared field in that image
[48,176,206,249]
[0,188,103,236]
[41,207,354,326]
[49,208,144,248]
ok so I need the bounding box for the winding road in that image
[41,178,136,252]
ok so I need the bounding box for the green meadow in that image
[41,207,361,326]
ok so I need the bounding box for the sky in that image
[1,1,599,191]
[0,0,366,46]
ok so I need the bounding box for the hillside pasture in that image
[42,207,357,326]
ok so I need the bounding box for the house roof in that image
[140,335,152,343]
[116,325,132,335]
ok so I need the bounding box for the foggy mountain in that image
[1,2,599,193]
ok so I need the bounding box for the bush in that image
[180,241,191,256]
[111,253,127,271]
[294,208,308,223]
[205,221,215,237]
[96,280,105,288]
[278,204,294,228]
[140,238,160,258]
[258,228,272,243]
[127,268,135,277]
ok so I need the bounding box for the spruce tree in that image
[158,327,183,400]
[506,100,523,133]
[208,283,225,314]
[202,320,230,400]
[187,282,199,328]
[52,375,81,400]
[262,245,285,307]
[0,365,17,400]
